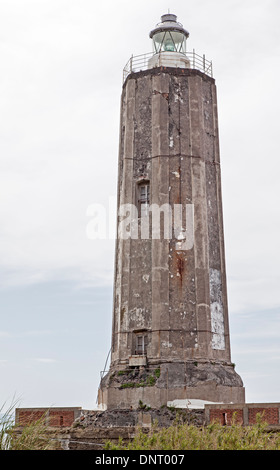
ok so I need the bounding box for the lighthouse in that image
[98,13,245,409]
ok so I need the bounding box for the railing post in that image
[122,50,212,81]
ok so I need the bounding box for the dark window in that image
[138,182,150,217]
[222,413,228,426]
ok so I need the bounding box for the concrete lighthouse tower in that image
[98,13,245,409]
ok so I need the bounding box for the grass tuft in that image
[105,414,280,450]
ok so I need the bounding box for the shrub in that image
[0,399,54,450]
[105,414,280,450]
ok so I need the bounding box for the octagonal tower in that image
[98,13,245,410]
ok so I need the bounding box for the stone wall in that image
[67,407,205,450]
[75,407,205,428]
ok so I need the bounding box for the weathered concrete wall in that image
[75,407,205,428]
[67,407,205,450]
[99,362,243,409]
[103,66,245,409]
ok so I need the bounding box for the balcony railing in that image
[123,50,213,83]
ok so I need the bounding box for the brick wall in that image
[208,408,243,425]
[15,407,82,427]
[16,410,46,426]
[205,403,280,426]
[248,407,279,425]
[48,410,80,427]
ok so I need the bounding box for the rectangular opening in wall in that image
[134,332,148,355]
[138,182,150,217]
[222,412,227,426]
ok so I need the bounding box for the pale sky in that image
[0,0,280,411]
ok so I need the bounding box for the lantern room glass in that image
[152,31,186,54]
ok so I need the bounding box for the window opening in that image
[138,182,150,217]
[135,334,148,355]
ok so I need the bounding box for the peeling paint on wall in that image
[209,268,225,350]
[142,274,149,283]
[129,307,145,327]
[162,340,173,348]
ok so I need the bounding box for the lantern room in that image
[148,13,190,69]
[150,13,189,53]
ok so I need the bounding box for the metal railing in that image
[123,50,213,82]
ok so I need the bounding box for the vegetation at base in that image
[154,368,161,379]
[0,400,53,450]
[138,400,151,411]
[118,367,160,389]
[105,415,280,450]
[8,419,53,450]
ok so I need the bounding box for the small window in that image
[135,334,148,355]
[138,182,150,217]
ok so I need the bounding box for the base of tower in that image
[98,361,245,410]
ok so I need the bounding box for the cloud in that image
[0,331,10,338]
[0,330,54,339]
[32,358,57,364]
[234,347,280,356]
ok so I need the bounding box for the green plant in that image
[146,375,156,386]
[167,405,176,413]
[119,382,135,389]
[0,398,52,450]
[10,415,52,450]
[105,414,280,450]
[0,399,16,450]
[138,400,151,411]
[154,368,161,379]
[118,369,160,389]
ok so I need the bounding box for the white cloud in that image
[32,358,57,364]
[0,331,10,338]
